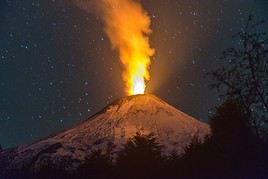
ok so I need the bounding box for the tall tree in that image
[209,15,268,137]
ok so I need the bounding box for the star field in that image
[0,0,268,148]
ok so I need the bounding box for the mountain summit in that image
[0,94,210,171]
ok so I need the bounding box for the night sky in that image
[1,0,268,148]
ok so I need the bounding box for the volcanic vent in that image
[0,94,210,170]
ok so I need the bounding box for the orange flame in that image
[98,0,154,95]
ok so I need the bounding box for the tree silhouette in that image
[77,150,112,179]
[116,133,164,178]
[208,15,268,138]
[210,100,255,148]
[175,100,266,178]
[208,100,265,178]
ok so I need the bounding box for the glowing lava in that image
[133,76,145,95]
[97,0,154,95]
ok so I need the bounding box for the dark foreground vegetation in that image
[2,15,268,179]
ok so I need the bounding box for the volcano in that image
[0,94,210,172]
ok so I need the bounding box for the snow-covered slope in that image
[0,94,210,171]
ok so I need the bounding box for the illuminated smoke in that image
[75,0,154,95]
